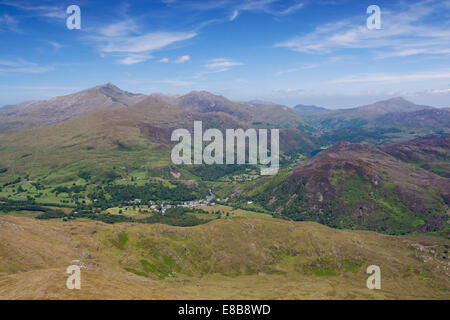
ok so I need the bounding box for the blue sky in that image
[0,0,449,108]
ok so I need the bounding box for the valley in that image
[0,84,448,299]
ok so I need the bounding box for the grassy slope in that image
[0,215,448,299]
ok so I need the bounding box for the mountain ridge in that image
[236,136,450,235]
[0,83,148,133]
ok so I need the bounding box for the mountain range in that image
[0,84,448,237]
[0,83,448,300]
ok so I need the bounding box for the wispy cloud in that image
[275,64,318,77]
[174,55,191,64]
[205,58,243,70]
[89,16,197,65]
[275,57,341,76]
[275,1,450,59]
[329,71,450,84]
[271,88,306,97]
[0,58,54,74]
[0,1,66,20]
[99,20,140,37]
[0,14,21,33]
[187,58,244,80]
[230,0,304,21]
[99,31,197,54]
[230,10,239,21]
[229,0,304,21]
[46,40,63,51]
[398,88,450,97]
[164,0,304,21]
[158,57,170,63]
[118,53,154,65]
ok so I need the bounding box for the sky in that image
[0,0,449,108]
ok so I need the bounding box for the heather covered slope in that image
[0,215,448,299]
[237,137,450,235]
[381,136,450,178]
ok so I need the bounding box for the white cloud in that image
[158,57,170,63]
[99,20,139,37]
[429,88,450,94]
[0,1,66,20]
[118,53,153,65]
[205,58,243,69]
[277,2,304,15]
[275,1,450,59]
[174,55,191,64]
[173,0,304,21]
[100,32,197,54]
[189,58,243,79]
[276,64,318,77]
[89,19,197,65]
[329,71,450,84]
[394,88,450,97]
[230,10,239,21]
[0,58,53,74]
[375,48,450,59]
[272,88,306,95]
[230,0,304,21]
[275,56,342,76]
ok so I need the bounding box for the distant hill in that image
[319,97,434,123]
[374,108,450,131]
[237,136,450,235]
[294,104,328,113]
[352,97,433,116]
[295,97,448,145]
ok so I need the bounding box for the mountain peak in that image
[294,104,328,112]
[92,83,128,95]
[0,83,147,133]
[182,91,224,99]
[357,97,433,114]
[176,91,231,112]
[384,96,407,102]
[90,82,120,91]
